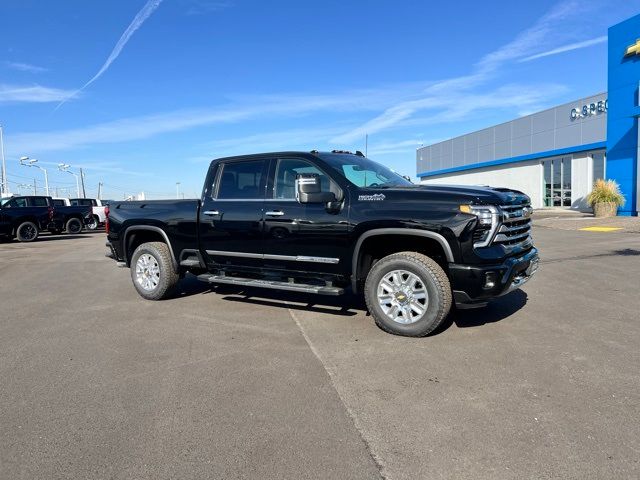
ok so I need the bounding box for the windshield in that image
[0,197,11,207]
[318,153,412,188]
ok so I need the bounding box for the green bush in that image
[587,179,625,206]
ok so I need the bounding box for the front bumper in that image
[449,247,539,308]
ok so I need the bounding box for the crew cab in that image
[106,151,538,337]
[69,198,107,230]
[0,196,54,242]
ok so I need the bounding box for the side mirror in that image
[296,173,336,204]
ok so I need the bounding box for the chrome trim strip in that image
[206,250,340,264]
[494,231,530,243]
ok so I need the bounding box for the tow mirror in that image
[296,173,336,204]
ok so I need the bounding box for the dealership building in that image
[417,14,640,216]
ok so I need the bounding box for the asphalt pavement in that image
[0,227,638,479]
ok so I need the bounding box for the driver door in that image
[261,156,350,276]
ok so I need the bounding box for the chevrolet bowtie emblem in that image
[625,39,640,56]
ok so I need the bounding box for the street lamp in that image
[58,163,80,197]
[19,156,49,196]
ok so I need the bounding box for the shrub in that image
[587,179,625,207]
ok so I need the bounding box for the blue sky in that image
[1,0,639,199]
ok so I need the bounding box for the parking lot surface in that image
[1,227,639,479]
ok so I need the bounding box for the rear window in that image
[70,199,93,206]
[30,197,48,207]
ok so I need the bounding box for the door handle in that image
[203,210,220,216]
[265,210,284,217]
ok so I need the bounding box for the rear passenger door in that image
[261,157,350,275]
[199,158,268,269]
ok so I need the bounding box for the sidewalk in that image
[533,209,640,233]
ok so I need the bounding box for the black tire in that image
[66,217,83,234]
[130,242,179,300]
[16,221,39,242]
[86,215,99,230]
[364,251,452,337]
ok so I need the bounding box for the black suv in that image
[106,151,538,336]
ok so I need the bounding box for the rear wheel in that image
[130,242,179,300]
[364,251,452,337]
[86,215,99,230]
[16,221,39,242]
[66,217,83,234]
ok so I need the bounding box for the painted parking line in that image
[579,226,623,232]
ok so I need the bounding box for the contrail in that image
[55,0,163,110]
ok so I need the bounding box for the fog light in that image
[484,272,498,289]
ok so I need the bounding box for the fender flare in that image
[123,225,179,272]
[351,228,455,292]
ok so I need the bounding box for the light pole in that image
[176,182,181,199]
[19,156,49,196]
[58,163,80,197]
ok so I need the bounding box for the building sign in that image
[570,99,608,120]
[624,39,640,56]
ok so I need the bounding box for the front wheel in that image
[130,242,179,300]
[66,217,83,234]
[364,251,452,337]
[16,221,39,242]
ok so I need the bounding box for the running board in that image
[197,274,344,296]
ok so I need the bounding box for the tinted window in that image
[70,199,93,206]
[10,198,28,208]
[217,160,266,200]
[52,199,66,207]
[274,158,331,199]
[30,197,48,207]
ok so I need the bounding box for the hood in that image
[363,184,530,206]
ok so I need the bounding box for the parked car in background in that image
[69,198,107,230]
[50,198,93,234]
[0,195,54,242]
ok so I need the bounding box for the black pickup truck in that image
[106,151,538,337]
[0,195,91,241]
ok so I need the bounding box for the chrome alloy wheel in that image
[377,269,428,324]
[135,254,161,291]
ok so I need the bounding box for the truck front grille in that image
[493,204,533,250]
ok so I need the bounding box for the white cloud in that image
[0,84,78,103]
[5,62,48,73]
[330,0,597,144]
[520,36,607,62]
[56,0,164,109]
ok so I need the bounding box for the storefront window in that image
[593,152,606,182]
[543,156,572,207]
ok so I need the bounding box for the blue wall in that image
[607,14,640,216]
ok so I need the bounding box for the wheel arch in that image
[351,228,454,293]
[123,226,179,273]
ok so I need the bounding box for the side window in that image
[52,199,65,207]
[30,197,48,207]
[70,199,79,206]
[274,158,332,199]
[216,160,266,200]
[11,198,28,208]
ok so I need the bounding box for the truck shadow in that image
[439,289,528,333]
[176,274,529,334]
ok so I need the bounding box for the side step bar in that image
[197,274,344,296]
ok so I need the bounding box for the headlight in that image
[459,205,500,247]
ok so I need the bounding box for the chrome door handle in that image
[203,210,220,216]
[265,210,284,217]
